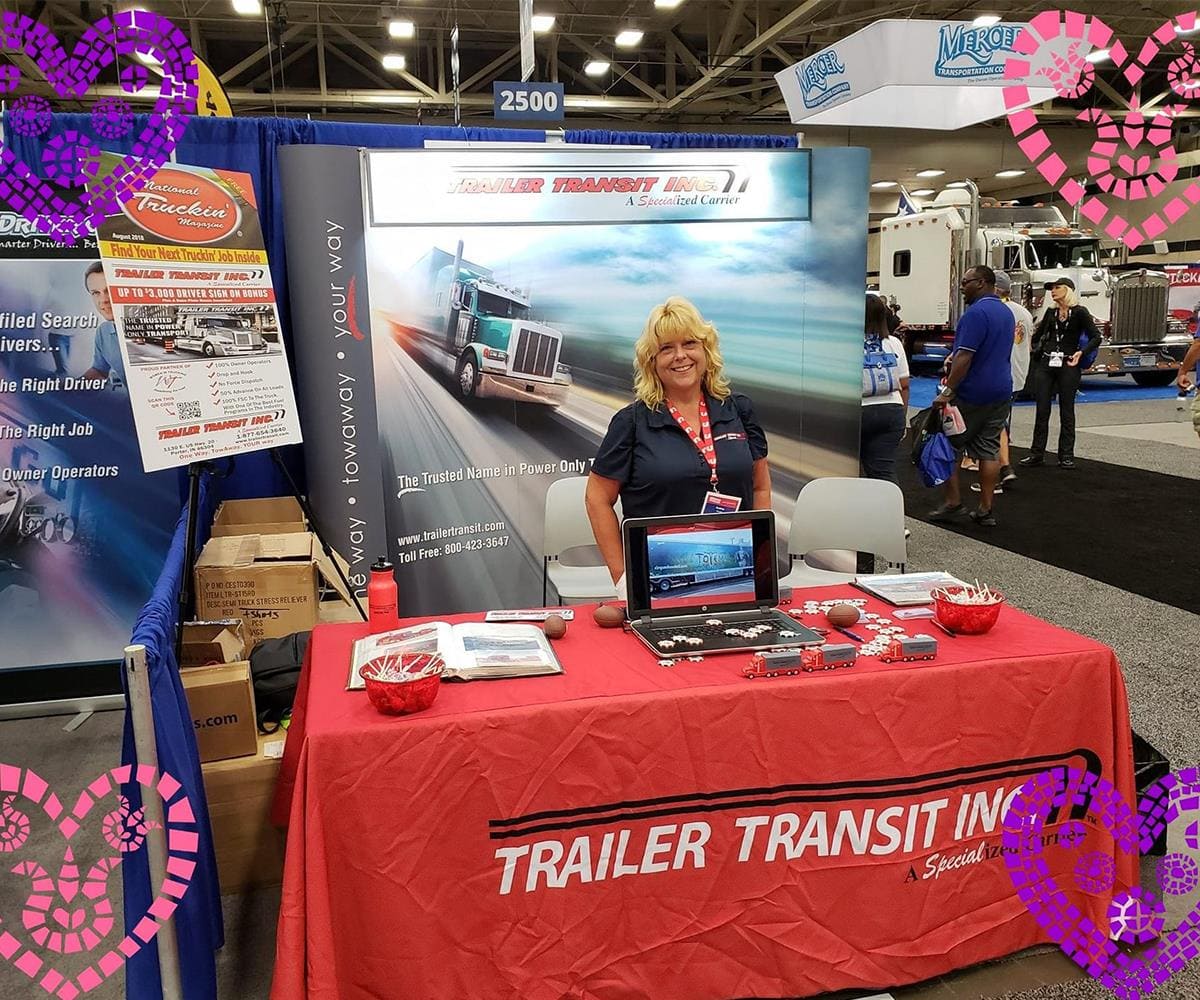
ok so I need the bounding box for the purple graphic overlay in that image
[1003,765,1200,997]
[0,9,197,243]
[0,762,197,996]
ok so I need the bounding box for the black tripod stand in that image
[174,450,367,667]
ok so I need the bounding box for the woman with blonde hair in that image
[1021,277,1101,469]
[585,296,771,592]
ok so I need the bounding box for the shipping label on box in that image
[210,497,306,537]
[195,532,353,646]
[180,620,247,668]
[182,660,258,763]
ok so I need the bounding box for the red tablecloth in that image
[270,588,1137,1000]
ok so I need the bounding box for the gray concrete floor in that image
[0,395,1195,1000]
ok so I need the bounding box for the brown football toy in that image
[543,614,568,640]
[593,604,625,628]
[825,603,860,628]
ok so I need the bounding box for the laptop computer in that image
[622,510,824,658]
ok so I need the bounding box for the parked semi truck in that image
[172,312,268,357]
[879,185,1191,386]
[394,242,571,406]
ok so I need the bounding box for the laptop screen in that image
[623,510,779,618]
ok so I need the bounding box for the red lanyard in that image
[666,397,718,487]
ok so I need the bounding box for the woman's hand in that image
[1067,351,1083,367]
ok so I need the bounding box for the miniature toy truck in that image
[879,634,938,663]
[744,643,857,678]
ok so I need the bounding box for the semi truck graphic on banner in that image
[390,240,571,406]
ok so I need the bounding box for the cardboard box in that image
[194,532,352,646]
[210,497,306,537]
[202,731,288,894]
[181,660,258,763]
[179,620,246,668]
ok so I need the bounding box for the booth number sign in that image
[493,81,565,121]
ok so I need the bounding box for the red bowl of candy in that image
[932,586,1005,635]
[359,652,444,715]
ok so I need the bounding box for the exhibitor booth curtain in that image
[119,475,223,1000]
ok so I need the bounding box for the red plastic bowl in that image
[933,587,1004,635]
[359,652,444,715]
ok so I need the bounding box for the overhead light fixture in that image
[382,53,407,71]
[911,189,936,196]
[1085,48,1111,63]
[585,59,611,76]
[972,14,1001,27]
[531,14,556,33]
[388,19,415,39]
[946,181,969,188]
[655,0,685,7]
[1176,23,1198,35]
[231,0,262,14]
[916,169,945,178]
[615,29,644,47]
[871,181,898,189]
[995,169,1026,178]
[137,49,161,65]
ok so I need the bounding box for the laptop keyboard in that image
[651,618,782,642]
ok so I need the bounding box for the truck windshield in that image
[1026,239,1100,269]
[476,290,528,320]
[198,317,250,328]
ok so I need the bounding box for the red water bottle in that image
[367,557,398,631]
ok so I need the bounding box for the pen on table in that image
[834,625,866,643]
[929,618,957,638]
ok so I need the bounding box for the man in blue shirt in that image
[929,265,1014,527]
[80,262,127,390]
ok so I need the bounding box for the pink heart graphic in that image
[1003,765,1200,997]
[1003,10,1200,247]
[0,9,197,244]
[0,764,198,999]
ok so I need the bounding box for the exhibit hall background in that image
[284,145,867,615]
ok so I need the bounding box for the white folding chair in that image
[542,476,621,605]
[780,477,907,590]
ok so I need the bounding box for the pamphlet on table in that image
[348,621,563,689]
[853,572,970,606]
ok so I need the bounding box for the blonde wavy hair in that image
[632,296,731,408]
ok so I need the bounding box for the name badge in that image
[702,491,742,514]
[1049,352,1065,368]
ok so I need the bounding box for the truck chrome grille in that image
[512,328,559,379]
[233,331,253,347]
[1109,273,1168,345]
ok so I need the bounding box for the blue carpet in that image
[908,374,1187,409]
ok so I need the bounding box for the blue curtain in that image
[119,476,223,1000]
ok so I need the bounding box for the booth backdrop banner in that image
[285,146,867,615]
[0,205,176,671]
[95,155,302,473]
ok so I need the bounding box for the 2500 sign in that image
[493,81,565,121]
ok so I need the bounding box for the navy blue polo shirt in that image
[592,392,768,518]
[952,294,1014,405]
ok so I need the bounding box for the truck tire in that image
[1131,371,1176,388]
[202,342,216,358]
[455,353,479,399]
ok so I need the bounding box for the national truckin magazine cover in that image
[0,204,176,672]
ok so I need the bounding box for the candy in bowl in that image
[932,585,1004,635]
[359,652,444,715]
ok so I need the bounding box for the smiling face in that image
[86,270,113,322]
[653,333,707,400]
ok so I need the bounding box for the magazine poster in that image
[283,146,868,615]
[0,204,176,671]
[94,154,302,473]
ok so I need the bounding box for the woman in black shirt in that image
[585,297,770,592]
[1020,277,1101,469]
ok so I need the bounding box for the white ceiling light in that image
[871,181,898,189]
[231,0,262,14]
[388,19,415,39]
[615,29,644,47]
[531,14,556,33]
[972,14,1001,27]
[995,169,1026,178]
[1085,48,1111,63]
[946,181,969,188]
[137,49,161,65]
[382,53,407,71]
[1176,23,1198,35]
[911,189,936,196]
[915,169,945,178]
[585,59,611,76]
[655,0,685,7]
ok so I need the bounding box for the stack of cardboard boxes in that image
[180,497,356,894]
